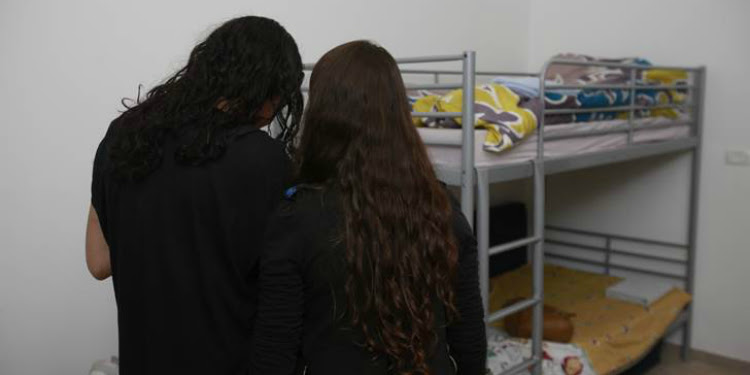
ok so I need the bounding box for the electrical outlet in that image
[726,150,750,166]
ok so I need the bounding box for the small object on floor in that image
[503,297,576,343]
[90,356,118,375]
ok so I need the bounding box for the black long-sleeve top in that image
[251,186,486,375]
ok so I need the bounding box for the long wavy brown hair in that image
[297,41,459,374]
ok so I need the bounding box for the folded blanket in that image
[411,83,539,153]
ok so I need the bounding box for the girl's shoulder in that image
[275,184,339,225]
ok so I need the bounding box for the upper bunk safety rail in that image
[541,58,703,145]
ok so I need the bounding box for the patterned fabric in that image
[492,54,690,125]
[487,328,596,375]
[411,83,539,153]
[489,265,692,375]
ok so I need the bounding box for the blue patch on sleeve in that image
[284,186,298,198]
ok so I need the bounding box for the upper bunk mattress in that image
[417,117,692,170]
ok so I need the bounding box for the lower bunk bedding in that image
[486,264,692,375]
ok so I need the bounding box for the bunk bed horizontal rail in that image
[546,226,688,248]
[502,357,542,375]
[416,121,694,149]
[489,236,541,256]
[545,239,687,265]
[542,137,698,176]
[404,83,463,90]
[487,297,541,323]
[547,58,701,72]
[400,68,537,76]
[545,103,692,115]
[546,226,689,281]
[411,111,464,118]
[545,121,693,141]
[546,253,686,280]
[477,137,698,184]
[547,84,693,90]
[395,54,467,64]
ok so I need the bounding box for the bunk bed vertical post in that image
[683,66,706,361]
[604,237,612,275]
[460,51,476,227]
[529,61,551,375]
[476,170,491,317]
[627,67,637,144]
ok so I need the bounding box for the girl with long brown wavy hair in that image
[251,40,486,375]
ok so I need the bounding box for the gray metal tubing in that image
[411,111,463,118]
[476,169,491,317]
[665,310,691,337]
[502,357,541,375]
[399,68,538,77]
[547,58,700,72]
[604,238,612,275]
[404,83,462,90]
[487,297,540,323]
[489,236,541,256]
[545,239,687,265]
[683,66,706,360]
[546,84,692,90]
[545,103,691,115]
[543,121,693,141]
[421,139,463,147]
[546,253,687,280]
[627,68,637,144]
[546,225,688,248]
[395,54,465,64]
[481,137,698,185]
[460,51,476,227]
[530,60,551,375]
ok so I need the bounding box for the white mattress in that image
[417,117,691,169]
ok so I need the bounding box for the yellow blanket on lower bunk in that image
[490,264,692,375]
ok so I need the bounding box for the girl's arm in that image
[86,204,111,280]
[251,201,305,374]
[446,197,487,374]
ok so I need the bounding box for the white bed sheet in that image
[417,117,691,169]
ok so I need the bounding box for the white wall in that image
[4,1,747,373]
[0,1,530,374]
[528,0,750,362]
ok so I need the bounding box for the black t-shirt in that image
[91,125,290,375]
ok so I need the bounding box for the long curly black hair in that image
[297,41,459,375]
[108,16,303,182]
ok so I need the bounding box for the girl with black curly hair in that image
[85,16,303,374]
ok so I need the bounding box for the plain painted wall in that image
[528,0,750,362]
[3,0,748,373]
[0,1,529,374]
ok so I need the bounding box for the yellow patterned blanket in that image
[490,265,692,375]
[411,83,539,153]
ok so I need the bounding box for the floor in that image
[644,345,750,375]
[646,360,748,375]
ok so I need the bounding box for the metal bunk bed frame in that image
[303,52,705,375]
